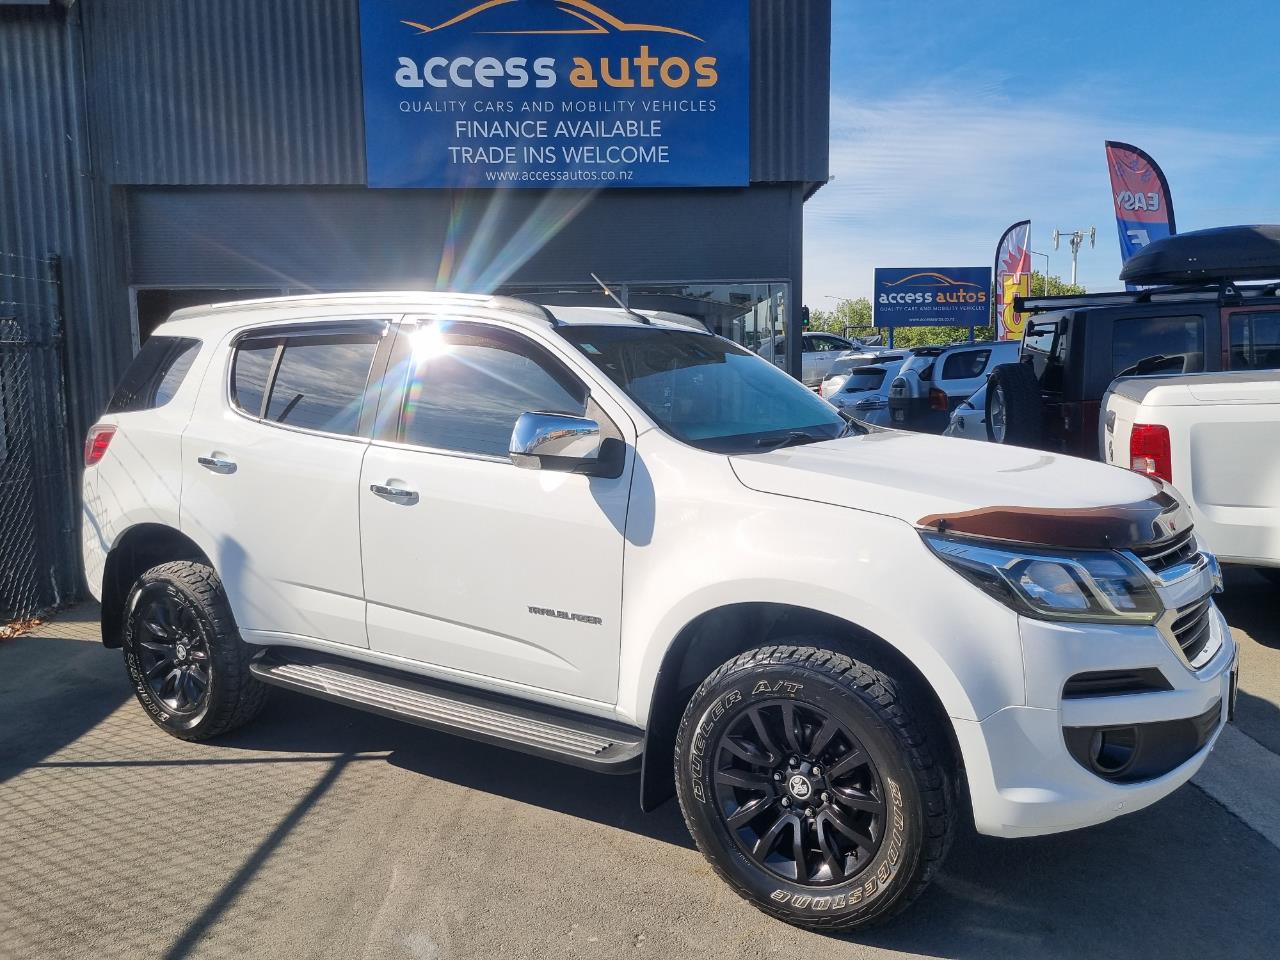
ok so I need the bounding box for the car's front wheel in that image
[674,644,954,931]
[121,560,268,741]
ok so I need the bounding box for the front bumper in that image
[957,603,1235,838]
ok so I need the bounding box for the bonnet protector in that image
[918,486,1191,551]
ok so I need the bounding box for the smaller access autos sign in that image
[873,267,993,327]
[359,0,749,189]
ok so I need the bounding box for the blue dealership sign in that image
[358,0,750,188]
[873,267,993,327]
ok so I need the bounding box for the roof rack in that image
[1014,279,1280,315]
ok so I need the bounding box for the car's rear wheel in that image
[121,560,268,740]
[674,644,954,931]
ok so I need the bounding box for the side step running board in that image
[250,650,643,773]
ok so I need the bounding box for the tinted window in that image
[401,323,586,457]
[231,340,277,418]
[807,335,851,352]
[265,336,379,435]
[106,337,200,413]
[1023,321,1057,355]
[845,369,887,391]
[1112,316,1204,379]
[941,349,991,380]
[1229,311,1280,369]
[561,326,845,453]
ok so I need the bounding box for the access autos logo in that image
[392,0,721,90]
[877,272,988,307]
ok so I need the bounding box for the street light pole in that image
[1028,250,1051,295]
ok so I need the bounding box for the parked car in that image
[757,332,863,386]
[819,350,908,398]
[83,292,1234,932]
[1101,370,1280,580]
[942,383,988,439]
[986,224,1280,454]
[824,358,908,426]
[888,340,1020,433]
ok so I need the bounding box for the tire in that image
[121,560,268,741]
[1259,568,1280,589]
[985,362,1043,447]
[674,643,954,931]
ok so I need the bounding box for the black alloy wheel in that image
[122,560,268,740]
[675,644,955,931]
[132,582,213,715]
[713,700,885,885]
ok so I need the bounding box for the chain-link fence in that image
[1,251,77,633]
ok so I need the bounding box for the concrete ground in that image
[1,570,1277,960]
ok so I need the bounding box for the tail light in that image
[1130,423,1172,483]
[84,424,116,466]
[928,387,949,412]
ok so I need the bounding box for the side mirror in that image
[510,412,605,474]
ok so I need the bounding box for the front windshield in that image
[559,326,847,453]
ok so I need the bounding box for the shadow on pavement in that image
[1216,566,1278,650]
[0,605,131,785]
[216,688,696,850]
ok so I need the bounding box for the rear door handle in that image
[197,455,236,473]
[370,483,418,503]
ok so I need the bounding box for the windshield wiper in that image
[754,431,825,451]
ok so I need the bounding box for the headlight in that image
[921,532,1162,623]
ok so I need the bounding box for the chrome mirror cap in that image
[510,412,601,471]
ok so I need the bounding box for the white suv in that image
[83,293,1236,932]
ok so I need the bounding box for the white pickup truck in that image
[1103,370,1280,581]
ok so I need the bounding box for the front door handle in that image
[197,455,236,473]
[370,483,418,503]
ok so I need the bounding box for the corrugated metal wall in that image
[80,0,828,188]
[751,0,830,184]
[0,4,119,435]
[82,0,366,185]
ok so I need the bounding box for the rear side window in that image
[265,336,379,435]
[106,336,200,414]
[941,349,991,380]
[1229,311,1280,369]
[1112,315,1204,378]
[231,340,277,417]
[230,332,380,436]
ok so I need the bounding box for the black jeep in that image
[986,224,1280,458]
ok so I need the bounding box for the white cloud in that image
[804,83,1280,308]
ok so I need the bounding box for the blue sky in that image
[805,0,1280,304]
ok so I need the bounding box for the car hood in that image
[730,430,1187,549]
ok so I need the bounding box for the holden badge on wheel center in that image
[787,774,813,801]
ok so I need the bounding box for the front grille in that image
[1133,528,1198,575]
[1170,597,1214,664]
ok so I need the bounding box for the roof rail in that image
[492,296,561,327]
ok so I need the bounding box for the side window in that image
[1112,315,1204,379]
[807,335,849,352]
[230,339,278,418]
[400,322,587,458]
[941,349,991,380]
[1229,311,1280,369]
[106,336,201,414]
[264,335,379,435]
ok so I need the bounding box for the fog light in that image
[1089,727,1138,775]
